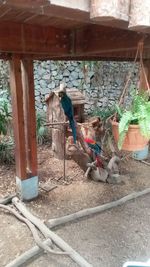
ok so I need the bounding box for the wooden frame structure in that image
[0,0,150,200]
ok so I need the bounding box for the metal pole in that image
[63,124,66,180]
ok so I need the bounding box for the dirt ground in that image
[0,145,150,267]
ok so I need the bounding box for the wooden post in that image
[139,60,150,91]
[9,56,27,180]
[9,56,38,201]
[21,59,38,178]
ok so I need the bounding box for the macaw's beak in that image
[58,91,65,98]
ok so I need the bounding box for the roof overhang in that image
[0,0,150,61]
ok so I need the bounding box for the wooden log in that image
[0,204,58,255]
[90,0,129,28]
[0,194,16,205]
[107,155,120,174]
[52,128,65,160]
[129,0,150,32]
[12,197,93,267]
[47,188,150,229]
[69,148,92,172]
[5,239,52,267]
[141,160,150,166]
[84,166,92,178]
[91,167,108,182]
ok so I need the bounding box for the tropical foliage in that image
[91,106,116,121]
[0,96,11,135]
[116,90,150,149]
[36,113,49,144]
[0,95,14,163]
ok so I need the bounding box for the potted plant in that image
[111,90,150,151]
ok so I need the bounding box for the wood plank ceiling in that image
[0,0,150,61]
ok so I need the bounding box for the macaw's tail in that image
[69,119,77,144]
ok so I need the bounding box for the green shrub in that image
[0,96,13,163]
[36,113,49,145]
[0,136,14,164]
[91,106,116,121]
[116,90,150,150]
[0,96,11,135]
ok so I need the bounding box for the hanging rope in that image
[118,41,141,107]
[111,39,150,122]
[139,42,150,93]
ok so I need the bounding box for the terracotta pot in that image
[111,120,149,151]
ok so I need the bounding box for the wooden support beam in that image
[4,0,49,9]
[2,0,90,23]
[74,25,150,56]
[0,22,150,60]
[9,56,27,179]
[9,55,38,200]
[21,59,38,177]
[0,22,71,55]
[4,0,89,12]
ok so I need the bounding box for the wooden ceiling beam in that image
[74,25,150,55]
[2,0,91,25]
[0,21,71,55]
[0,22,150,61]
[1,0,50,9]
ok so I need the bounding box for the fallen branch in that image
[0,204,63,255]
[84,161,96,178]
[141,160,150,166]
[0,194,16,205]
[107,155,120,174]
[84,167,91,178]
[47,188,150,229]
[12,197,93,267]
[5,239,52,267]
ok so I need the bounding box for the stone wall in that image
[34,60,139,114]
[0,60,139,114]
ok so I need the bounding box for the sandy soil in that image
[0,146,150,267]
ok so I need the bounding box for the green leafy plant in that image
[0,96,11,135]
[91,106,116,121]
[0,136,14,164]
[115,90,150,150]
[36,113,49,145]
[0,96,13,163]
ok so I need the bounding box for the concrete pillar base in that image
[16,176,38,201]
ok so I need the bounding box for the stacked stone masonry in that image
[0,60,139,114]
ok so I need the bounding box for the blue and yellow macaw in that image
[58,90,77,144]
